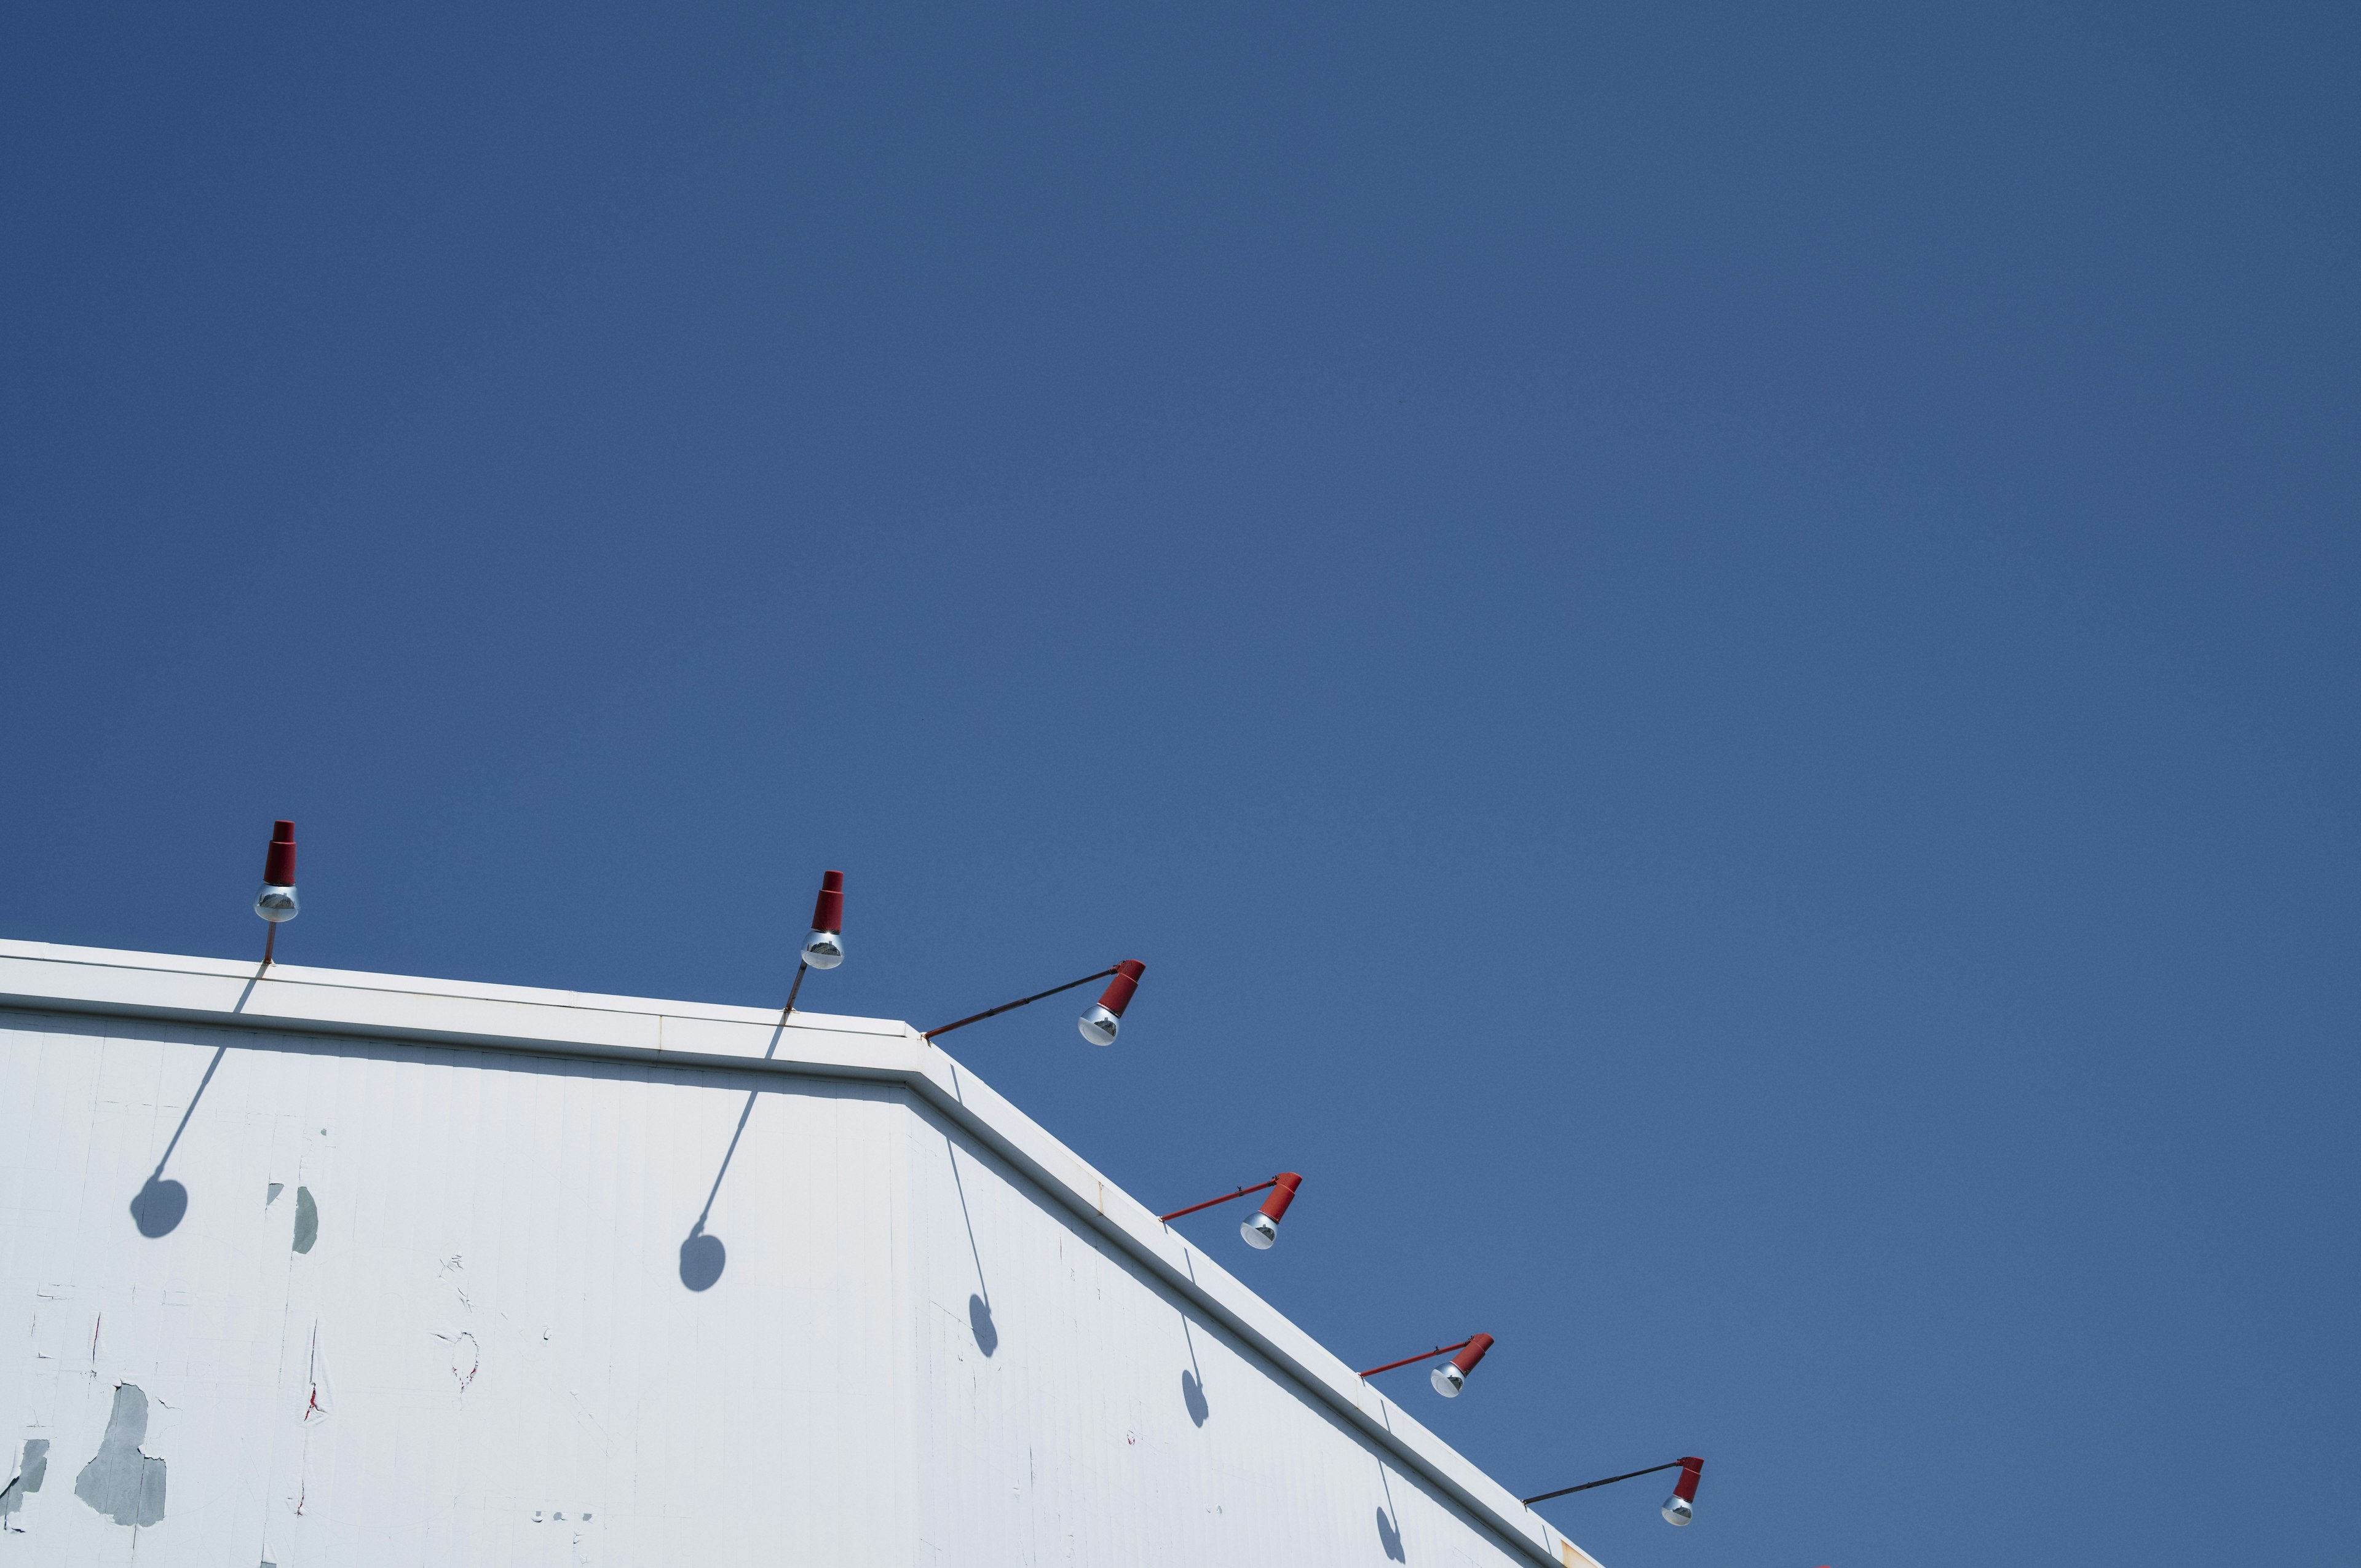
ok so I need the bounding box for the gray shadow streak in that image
[1177,1254,1209,1425]
[678,1022,787,1293]
[944,1138,995,1355]
[130,1045,227,1238]
[230,959,266,1015]
[1376,1463,1407,1562]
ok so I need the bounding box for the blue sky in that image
[3,4,2355,1562]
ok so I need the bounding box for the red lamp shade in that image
[1432,1332,1494,1398]
[1077,959,1146,1045]
[810,869,844,933]
[801,870,847,968]
[1241,1171,1303,1249]
[1099,960,1144,1014]
[1662,1457,1704,1526]
[254,820,299,923]
[263,820,296,886]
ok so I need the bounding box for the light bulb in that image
[1077,1004,1120,1045]
[1661,1494,1693,1526]
[801,929,844,969]
[1242,1211,1279,1248]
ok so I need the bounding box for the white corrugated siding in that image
[0,1007,1546,1567]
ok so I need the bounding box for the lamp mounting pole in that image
[1356,1339,1479,1380]
[1158,1179,1281,1224]
[1521,1460,1687,1507]
[923,966,1119,1040]
[780,961,808,1024]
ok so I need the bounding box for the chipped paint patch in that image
[74,1385,166,1527]
[1,1438,49,1524]
[291,1187,318,1253]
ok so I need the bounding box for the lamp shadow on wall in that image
[943,1134,999,1356]
[1181,1369,1209,1427]
[1375,1463,1407,1562]
[1179,1317,1209,1426]
[129,1045,227,1238]
[679,1221,727,1291]
[680,1088,760,1291]
[678,1027,790,1291]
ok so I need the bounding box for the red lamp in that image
[802,871,845,970]
[1663,1456,1704,1526]
[253,820,298,964]
[1358,1333,1496,1398]
[1077,959,1146,1045]
[1158,1171,1304,1249]
[781,869,845,1019]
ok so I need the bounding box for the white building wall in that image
[0,1011,923,1564]
[0,947,1593,1568]
[907,1099,1532,1567]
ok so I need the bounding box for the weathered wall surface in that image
[0,1007,1548,1567]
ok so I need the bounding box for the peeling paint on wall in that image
[292,1187,318,1253]
[1,1438,49,1525]
[74,1385,167,1527]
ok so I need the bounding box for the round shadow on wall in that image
[129,1177,188,1238]
[968,1294,999,1356]
[1181,1370,1209,1427]
[679,1227,726,1291]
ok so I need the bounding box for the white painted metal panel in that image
[0,942,1600,1568]
[0,1015,916,1564]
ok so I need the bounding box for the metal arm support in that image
[1158,1178,1281,1224]
[922,965,1120,1041]
[1358,1338,1478,1380]
[1521,1460,1688,1508]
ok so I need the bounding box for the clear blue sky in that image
[3,4,2354,1563]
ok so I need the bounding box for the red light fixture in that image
[923,959,1148,1045]
[253,820,298,965]
[1158,1172,1303,1249]
[780,870,845,1020]
[1358,1333,1495,1398]
[802,871,845,970]
[1664,1456,1704,1526]
[1077,959,1145,1045]
[1522,1455,1706,1527]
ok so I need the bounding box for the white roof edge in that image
[0,938,1599,1568]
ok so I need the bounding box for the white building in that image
[0,940,1603,1567]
